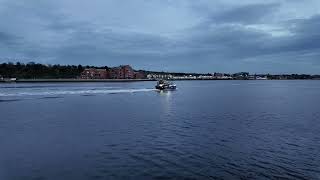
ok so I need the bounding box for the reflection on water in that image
[157,89,173,99]
[1,81,320,180]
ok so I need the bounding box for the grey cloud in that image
[0,0,319,73]
[172,13,320,72]
[0,32,21,46]
[210,3,279,25]
[289,15,320,35]
[264,15,320,53]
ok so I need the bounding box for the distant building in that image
[109,65,135,79]
[256,76,268,80]
[80,68,109,79]
[134,71,146,79]
[147,74,153,79]
[109,67,122,79]
[121,65,134,79]
[147,74,173,79]
[212,72,232,79]
[213,73,224,77]
[248,75,256,80]
[233,72,249,79]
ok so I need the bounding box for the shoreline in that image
[1,79,156,83]
[1,78,319,83]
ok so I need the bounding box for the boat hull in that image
[155,85,176,90]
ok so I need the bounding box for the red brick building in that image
[80,68,109,79]
[109,65,135,79]
[80,65,144,79]
[121,65,134,79]
[134,71,146,79]
[109,67,122,79]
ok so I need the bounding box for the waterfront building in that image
[81,65,137,79]
[256,76,268,80]
[171,75,197,80]
[134,71,146,79]
[80,68,109,79]
[213,73,224,78]
[121,65,134,79]
[198,75,214,79]
[109,67,122,79]
[109,65,135,79]
[248,75,256,80]
[147,74,173,79]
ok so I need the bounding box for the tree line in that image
[0,62,89,79]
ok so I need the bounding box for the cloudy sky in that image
[0,0,319,73]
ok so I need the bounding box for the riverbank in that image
[1,78,319,83]
[0,78,231,83]
[0,79,156,83]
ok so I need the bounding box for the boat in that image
[155,80,177,90]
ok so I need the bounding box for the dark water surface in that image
[1,81,320,180]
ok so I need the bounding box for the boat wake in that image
[0,88,156,97]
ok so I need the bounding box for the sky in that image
[0,0,319,74]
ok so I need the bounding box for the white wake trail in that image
[0,88,156,97]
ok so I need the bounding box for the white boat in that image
[155,80,176,90]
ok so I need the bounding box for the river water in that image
[0,80,320,180]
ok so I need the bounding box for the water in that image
[1,81,320,180]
